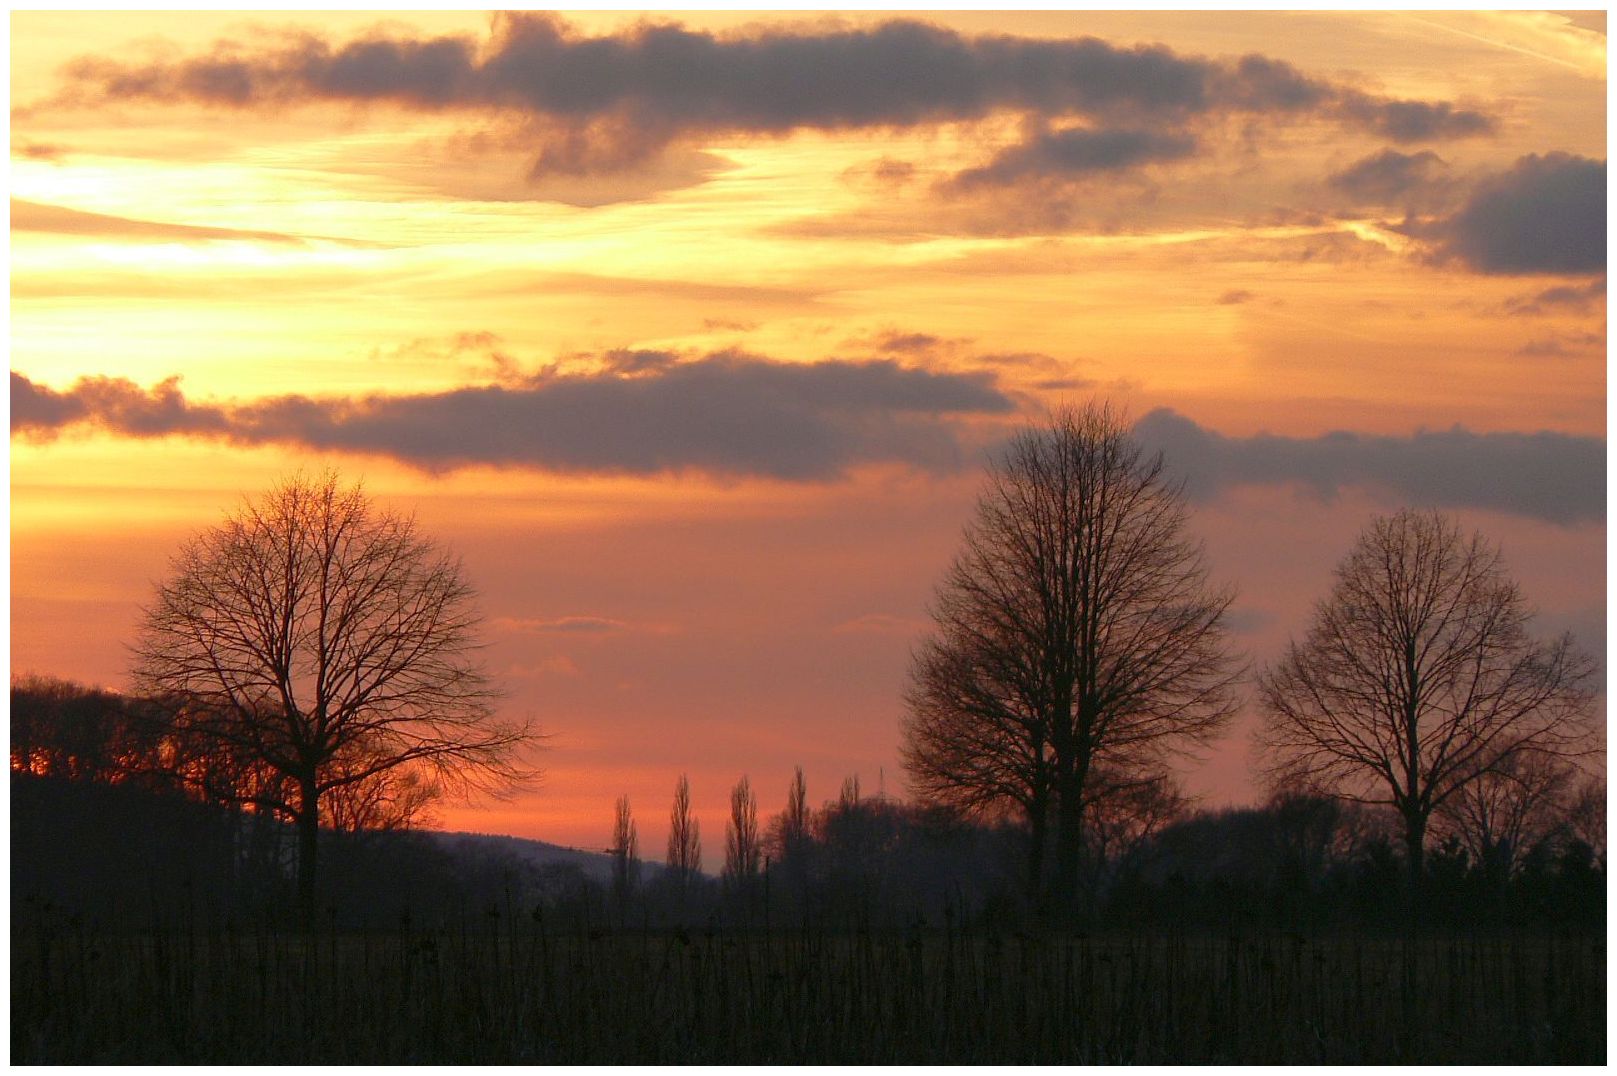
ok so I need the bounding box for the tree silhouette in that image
[130,471,535,921]
[1565,774,1606,870]
[724,775,761,887]
[778,765,810,855]
[903,403,1239,910]
[10,675,162,783]
[1436,749,1576,878]
[611,794,641,911]
[1258,509,1596,914]
[667,773,702,884]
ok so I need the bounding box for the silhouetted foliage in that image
[129,471,535,921]
[666,773,702,887]
[1258,509,1598,919]
[904,403,1241,912]
[724,775,762,890]
[610,793,640,916]
[10,675,164,785]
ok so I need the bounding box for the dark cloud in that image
[11,350,1014,480]
[11,370,89,431]
[12,198,325,245]
[1426,153,1606,275]
[51,14,1495,181]
[1216,289,1254,305]
[1333,94,1494,143]
[949,126,1198,188]
[1326,148,1448,204]
[12,372,231,439]
[1133,407,1603,525]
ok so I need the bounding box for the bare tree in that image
[611,794,641,909]
[667,773,702,883]
[768,766,813,906]
[322,759,440,834]
[1083,765,1190,874]
[1435,749,1575,876]
[1258,509,1596,905]
[724,775,761,886]
[903,403,1240,909]
[1565,773,1607,870]
[130,471,535,921]
[778,765,810,855]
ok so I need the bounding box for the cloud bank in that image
[1133,408,1604,525]
[52,13,1495,182]
[11,352,1012,481]
[15,361,1602,523]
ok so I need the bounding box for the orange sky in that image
[10,10,1606,854]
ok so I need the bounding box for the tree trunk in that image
[1052,763,1087,921]
[297,775,320,929]
[1402,812,1426,933]
[1026,787,1048,911]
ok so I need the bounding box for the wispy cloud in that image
[493,615,631,635]
[12,197,311,244]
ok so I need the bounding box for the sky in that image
[9,9,1607,856]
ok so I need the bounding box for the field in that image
[12,917,1604,1064]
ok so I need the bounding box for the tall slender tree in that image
[611,794,641,908]
[724,775,762,888]
[667,773,702,884]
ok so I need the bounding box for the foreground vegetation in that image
[12,676,1606,1064]
[13,911,1603,1065]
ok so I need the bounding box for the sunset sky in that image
[10,10,1606,856]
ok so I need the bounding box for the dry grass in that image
[12,915,1605,1064]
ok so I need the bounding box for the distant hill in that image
[427,830,669,885]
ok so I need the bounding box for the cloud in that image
[11,350,1015,480]
[1216,289,1254,305]
[831,613,931,635]
[505,655,582,679]
[1515,331,1604,357]
[14,141,64,161]
[494,615,630,635]
[11,198,313,244]
[1502,278,1606,316]
[1332,95,1494,143]
[1133,407,1603,525]
[11,371,230,438]
[49,14,1495,182]
[841,329,959,355]
[1425,153,1605,275]
[1326,148,1448,204]
[949,126,1198,189]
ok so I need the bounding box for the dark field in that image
[13,921,1604,1064]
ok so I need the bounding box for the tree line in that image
[12,683,1602,935]
[10,403,1605,932]
[897,403,1600,926]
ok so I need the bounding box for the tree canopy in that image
[131,471,536,918]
